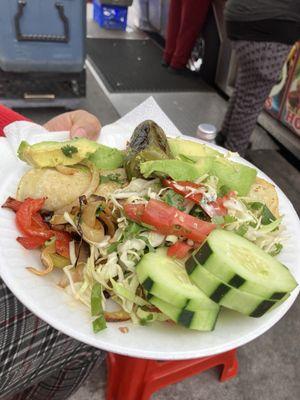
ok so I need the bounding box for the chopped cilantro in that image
[248,202,276,225]
[261,205,276,225]
[235,224,248,237]
[61,145,78,158]
[162,190,185,211]
[190,205,210,221]
[124,221,145,239]
[249,201,264,211]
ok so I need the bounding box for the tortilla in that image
[248,177,279,218]
[16,168,92,211]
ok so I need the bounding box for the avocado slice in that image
[211,157,257,196]
[18,138,124,169]
[88,146,124,169]
[140,158,212,181]
[168,138,221,160]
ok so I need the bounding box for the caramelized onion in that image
[82,201,102,228]
[50,214,67,225]
[27,243,56,276]
[81,221,105,243]
[58,262,85,288]
[98,212,115,237]
[104,310,130,322]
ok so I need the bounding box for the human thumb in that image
[69,111,101,141]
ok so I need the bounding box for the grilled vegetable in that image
[124,120,173,180]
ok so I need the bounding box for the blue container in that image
[93,0,128,31]
[0,0,86,73]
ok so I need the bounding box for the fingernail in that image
[72,128,87,138]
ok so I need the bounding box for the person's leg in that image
[222,41,291,155]
[0,278,104,400]
[163,0,183,65]
[170,0,211,69]
[219,44,240,139]
[9,353,101,400]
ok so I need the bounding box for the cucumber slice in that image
[187,258,288,317]
[136,248,218,310]
[149,296,219,331]
[186,229,297,299]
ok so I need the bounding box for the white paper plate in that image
[0,114,299,360]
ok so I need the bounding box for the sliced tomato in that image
[162,179,236,217]
[2,197,23,212]
[54,231,71,258]
[167,241,193,259]
[125,199,216,243]
[17,236,47,250]
[123,203,146,224]
[16,198,52,239]
[171,208,215,242]
[141,199,176,234]
[162,179,203,203]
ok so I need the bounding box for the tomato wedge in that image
[16,198,52,239]
[123,203,145,224]
[124,199,215,243]
[167,241,193,259]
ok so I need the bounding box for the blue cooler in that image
[0,0,86,73]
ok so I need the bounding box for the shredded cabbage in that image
[60,167,285,327]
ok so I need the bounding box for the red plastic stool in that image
[106,349,238,400]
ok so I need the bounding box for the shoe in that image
[215,131,226,146]
[161,59,169,68]
[168,66,198,77]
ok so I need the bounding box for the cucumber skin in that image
[188,258,288,317]
[149,296,219,331]
[136,249,219,310]
[141,278,219,312]
[188,232,296,299]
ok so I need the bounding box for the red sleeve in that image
[0,104,30,137]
